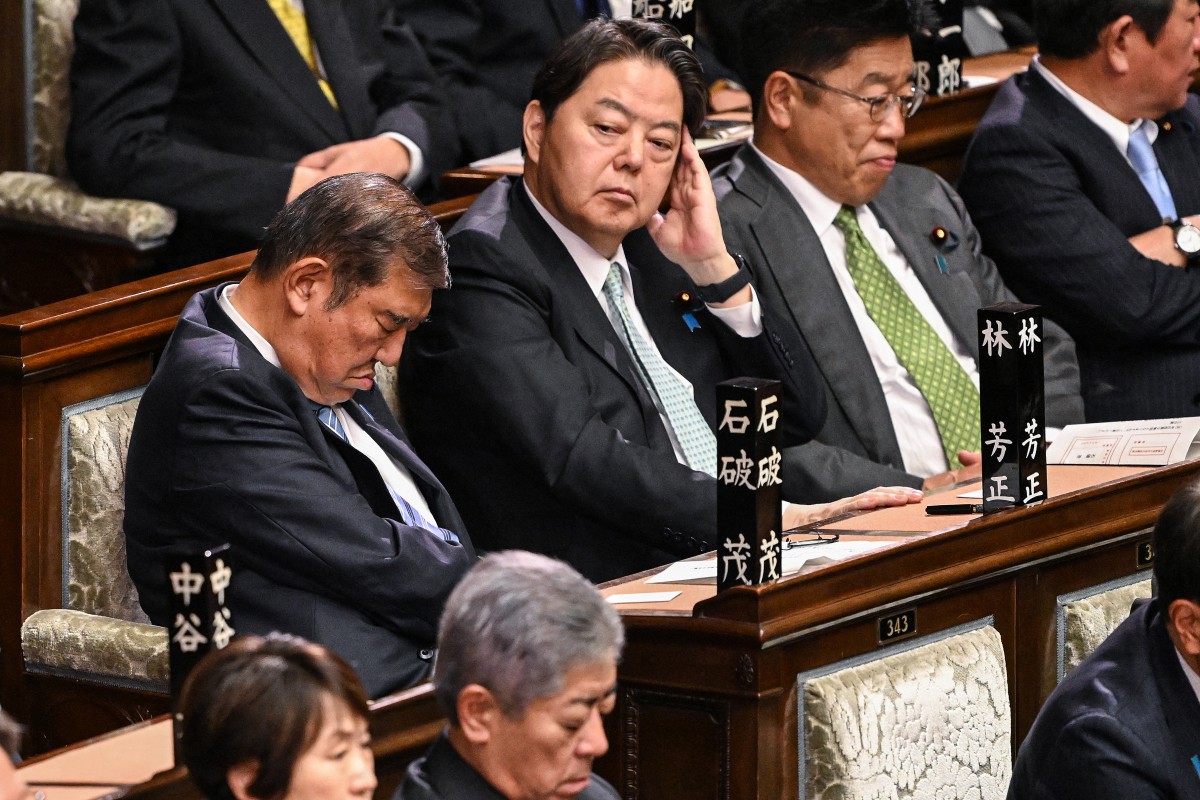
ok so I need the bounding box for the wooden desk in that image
[589,462,1187,800]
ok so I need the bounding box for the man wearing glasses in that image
[712,0,1083,503]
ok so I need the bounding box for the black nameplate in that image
[716,378,783,592]
[911,0,966,97]
[633,1,696,48]
[878,608,918,644]
[1137,540,1155,568]
[979,303,1048,512]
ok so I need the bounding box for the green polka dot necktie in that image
[833,206,980,467]
[602,263,717,476]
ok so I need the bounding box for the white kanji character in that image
[986,475,1015,503]
[757,395,779,433]
[211,607,236,649]
[721,534,751,585]
[172,612,208,653]
[1023,419,1042,459]
[169,562,205,607]
[936,54,961,95]
[757,446,782,488]
[1023,472,1045,504]
[982,319,1012,357]
[758,529,780,582]
[719,450,756,489]
[1019,318,1041,355]
[985,421,1012,463]
[719,399,750,434]
[209,558,232,606]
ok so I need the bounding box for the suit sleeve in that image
[406,231,724,549]
[170,366,474,639]
[391,0,525,160]
[1015,714,1172,800]
[67,0,294,243]
[931,172,1085,429]
[960,117,1200,348]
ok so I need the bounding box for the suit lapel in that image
[1157,106,1200,219]
[509,181,672,448]
[306,0,371,139]
[208,0,348,142]
[869,192,978,352]
[732,150,903,462]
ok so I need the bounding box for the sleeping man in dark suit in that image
[960,0,1200,423]
[711,0,1084,503]
[403,18,921,584]
[67,0,457,270]
[1010,477,1200,798]
[124,174,475,698]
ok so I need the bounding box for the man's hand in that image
[286,165,328,202]
[922,450,983,491]
[295,135,413,182]
[783,486,923,529]
[646,129,749,305]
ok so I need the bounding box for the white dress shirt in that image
[752,144,981,477]
[218,283,438,525]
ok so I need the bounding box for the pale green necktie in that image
[833,206,980,467]
[602,263,718,476]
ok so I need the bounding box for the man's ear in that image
[282,257,332,316]
[456,684,502,746]
[226,761,261,800]
[1169,598,1200,656]
[1100,14,1138,76]
[523,100,547,166]
[762,71,798,132]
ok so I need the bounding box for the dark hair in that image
[530,18,707,139]
[250,173,449,310]
[179,634,371,800]
[0,709,22,760]
[1152,478,1200,609]
[1035,0,1175,59]
[740,0,930,112]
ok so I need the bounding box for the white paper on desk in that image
[607,590,682,604]
[781,540,892,575]
[958,488,984,499]
[469,147,524,169]
[962,74,999,88]
[646,559,718,585]
[1046,417,1200,466]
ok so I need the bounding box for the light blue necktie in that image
[601,263,718,477]
[1128,124,1177,221]
[316,404,459,543]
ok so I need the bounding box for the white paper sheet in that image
[606,590,682,604]
[1046,417,1200,466]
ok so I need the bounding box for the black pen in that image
[926,503,985,515]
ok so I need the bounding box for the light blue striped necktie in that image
[1128,124,1177,221]
[601,263,717,476]
[316,404,459,543]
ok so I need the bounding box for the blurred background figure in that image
[397,551,623,800]
[0,710,28,800]
[179,634,376,800]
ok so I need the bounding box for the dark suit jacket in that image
[1009,599,1200,798]
[124,286,475,698]
[712,148,1083,502]
[67,0,456,269]
[960,68,1200,422]
[401,177,825,583]
[395,732,620,800]
[393,0,740,163]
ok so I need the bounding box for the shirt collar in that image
[750,140,848,234]
[523,181,630,299]
[217,283,283,369]
[1031,56,1157,152]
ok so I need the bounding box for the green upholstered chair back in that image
[1057,573,1153,682]
[61,387,148,622]
[797,620,1012,799]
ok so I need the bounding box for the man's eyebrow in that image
[383,310,407,326]
[596,98,681,134]
[855,69,913,91]
[568,682,619,707]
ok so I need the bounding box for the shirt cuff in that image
[706,284,763,337]
[379,132,426,188]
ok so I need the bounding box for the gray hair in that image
[433,551,625,723]
[0,709,22,760]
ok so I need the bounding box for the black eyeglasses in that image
[784,71,926,122]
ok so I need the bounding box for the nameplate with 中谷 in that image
[1046,417,1200,466]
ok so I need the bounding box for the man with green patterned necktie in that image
[713,0,1084,503]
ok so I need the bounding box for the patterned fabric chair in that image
[797,620,1011,800]
[20,388,169,691]
[1057,573,1153,681]
[0,0,175,247]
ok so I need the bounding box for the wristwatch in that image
[1171,218,1200,262]
[694,252,751,304]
